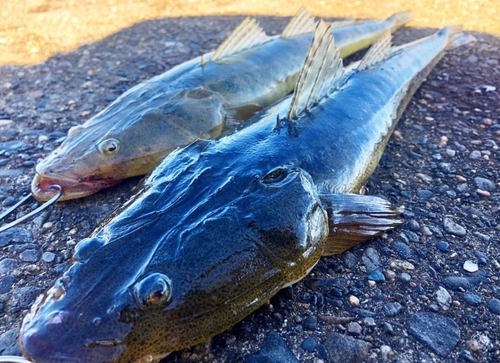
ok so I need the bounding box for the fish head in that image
[32,87,227,201]
[20,165,329,362]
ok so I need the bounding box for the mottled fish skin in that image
[20,25,470,363]
[31,12,412,201]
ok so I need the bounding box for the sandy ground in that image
[0,0,499,66]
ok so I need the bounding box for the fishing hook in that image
[0,356,34,363]
[0,185,63,233]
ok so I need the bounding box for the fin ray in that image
[282,7,316,38]
[211,18,269,62]
[357,31,392,71]
[320,193,403,256]
[287,20,344,120]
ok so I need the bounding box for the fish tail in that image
[438,25,477,50]
[386,11,413,31]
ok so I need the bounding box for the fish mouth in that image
[21,328,126,363]
[31,173,123,202]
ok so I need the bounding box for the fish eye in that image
[262,167,288,184]
[97,138,120,156]
[133,273,172,308]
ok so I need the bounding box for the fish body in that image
[20,24,472,363]
[32,11,412,201]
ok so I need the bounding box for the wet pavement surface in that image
[0,2,499,363]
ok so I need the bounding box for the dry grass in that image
[1,0,498,65]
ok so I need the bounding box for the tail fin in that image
[438,25,476,50]
[386,11,413,32]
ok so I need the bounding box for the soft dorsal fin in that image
[211,18,269,62]
[357,31,392,71]
[287,20,344,120]
[282,7,316,38]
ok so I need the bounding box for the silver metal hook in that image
[0,356,34,363]
[0,185,63,233]
[0,193,33,221]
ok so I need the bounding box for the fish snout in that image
[21,327,55,363]
[21,310,126,363]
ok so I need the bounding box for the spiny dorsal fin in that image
[211,18,269,62]
[282,7,316,38]
[287,20,344,120]
[357,31,392,71]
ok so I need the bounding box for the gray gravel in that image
[0,14,499,363]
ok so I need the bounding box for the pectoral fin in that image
[320,193,403,256]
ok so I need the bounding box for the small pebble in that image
[380,345,393,361]
[422,226,433,236]
[347,322,362,335]
[20,249,40,263]
[399,273,411,282]
[0,120,13,127]
[474,250,489,264]
[363,317,376,327]
[349,295,360,307]
[415,173,432,184]
[445,149,456,157]
[487,298,500,315]
[0,275,15,294]
[442,276,471,291]
[473,177,496,192]
[436,286,452,311]
[443,217,467,237]
[362,247,380,273]
[406,219,420,231]
[368,270,385,283]
[384,302,402,317]
[0,258,19,274]
[463,292,482,306]
[463,260,478,273]
[2,196,16,207]
[469,150,482,159]
[301,337,316,352]
[384,270,396,280]
[436,241,449,252]
[390,260,415,271]
[476,189,491,197]
[42,252,56,263]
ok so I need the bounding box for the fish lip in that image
[31,173,123,201]
[21,324,126,363]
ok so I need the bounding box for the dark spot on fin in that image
[320,193,403,256]
[211,18,269,63]
[287,20,344,120]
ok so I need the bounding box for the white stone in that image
[463,260,479,273]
